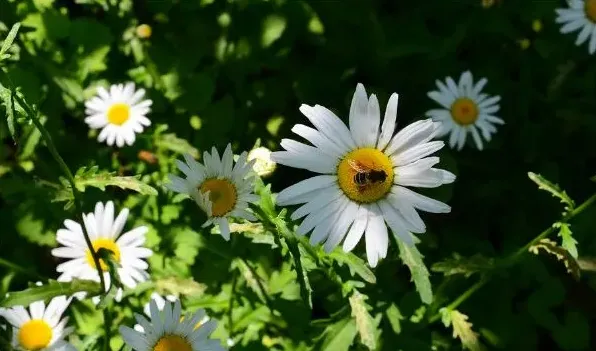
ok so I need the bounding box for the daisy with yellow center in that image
[51,201,153,302]
[120,299,226,351]
[166,144,259,240]
[84,82,152,147]
[271,83,455,267]
[0,295,76,351]
[426,71,503,151]
[555,0,596,54]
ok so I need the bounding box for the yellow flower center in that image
[450,98,479,126]
[107,103,130,126]
[18,320,52,350]
[199,178,237,217]
[86,238,121,271]
[586,0,596,23]
[337,148,394,203]
[153,335,193,351]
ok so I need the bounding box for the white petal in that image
[377,93,399,150]
[275,175,337,205]
[393,141,444,166]
[364,204,388,267]
[342,205,367,252]
[362,93,380,147]
[349,83,369,147]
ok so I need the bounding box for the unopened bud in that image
[248,147,276,177]
[136,24,152,39]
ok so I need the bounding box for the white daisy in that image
[134,293,179,332]
[555,0,596,54]
[247,146,277,177]
[0,295,76,351]
[166,144,259,240]
[270,83,455,267]
[120,299,226,351]
[425,71,503,151]
[51,201,152,302]
[84,82,152,147]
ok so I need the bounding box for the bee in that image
[347,159,387,190]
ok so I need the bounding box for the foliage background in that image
[1,0,596,350]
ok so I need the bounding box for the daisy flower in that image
[134,293,179,332]
[271,84,455,267]
[52,201,152,302]
[166,144,259,240]
[0,295,75,351]
[425,71,503,151]
[84,82,152,147]
[120,299,226,351]
[556,0,596,54]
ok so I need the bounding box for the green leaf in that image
[529,238,580,280]
[349,291,378,350]
[397,240,432,304]
[262,15,286,47]
[0,83,16,141]
[0,23,20,61]
[441,309,486,351]
[329,249,377,284]
[155,277,207,296]
[554,222,578,258]
[385,303,404,334]
[319,318,357,351]
[528,172,575,212]
[154,126,199,158]
[0,280,101,307]
[53,166,157,207]
[431,253,495,278]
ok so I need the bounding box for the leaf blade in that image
[397,240,432,304]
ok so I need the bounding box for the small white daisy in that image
[51,201,152,302]
[247,146,277,177]
[166,144,259,240]
[556,0,596,54]
[425,71,503,151]
[271,83,455,267]
[84,82,152,147]
[120,299,226,351]
[0,295,76,351]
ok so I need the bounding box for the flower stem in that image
[0,257,44,280]
[429,192,596,323]
[9,89,106,294]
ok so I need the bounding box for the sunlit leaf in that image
[319,318,357,351]
[0,280,101,307]
[528,172,575,213]
[0,23,20,61]
[385,303,404,334]
[262,15,286,47]
[349,291,378,350]
[553,222,578,258]
[529,238,580,280]
[155,277,206,296]
[329,249,376,284]
[397,240,432,304]
[441,309,486,351]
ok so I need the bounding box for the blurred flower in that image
[84,82,152,147]
[518,38,531,50]
[248,146,276,177]
[426,71,503,150]
[271,84,454,267]
[0,295,76,351]
[481,0,495,8]
[555,0,596,54]
[120,299,226,351]
[136,24,152,39]
[532,19,543,32]
[51,201,152,302]
[166,145,259,240]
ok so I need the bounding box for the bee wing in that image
[347,159,368,172]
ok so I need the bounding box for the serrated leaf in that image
[528,172,575,212]
[0,23,20,61]
[52,166,157,205]
[431,254,495,278]
[0,83,19,141]
[554,222,578,258]
[349,291,378,350]
[443,309,486,351]
[397,240,432,304]
[329,249,377,284]
[0,279,101,307]
[529,238,580,280]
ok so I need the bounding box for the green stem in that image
[429,192,596,324]
[228,271,238,337]
[10,90,106,293]
[103,309,111,351]
[0,257,44,280]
